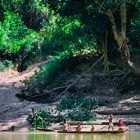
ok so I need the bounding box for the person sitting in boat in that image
[91,124,95,131]
[118,119,126,131]
[63,120,70,131]
[76,122,81,132]
[108,114,114,131]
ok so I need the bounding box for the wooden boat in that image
[36,127,128,134]
[57,129,128,134]
[36,128,54,131]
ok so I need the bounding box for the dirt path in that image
[0,63,54,131]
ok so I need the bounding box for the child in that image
[63,120,70,131]
[91,124,95,131]
[76,122,81,132]
[118,119,126,131]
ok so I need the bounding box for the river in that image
[0,131,140,140]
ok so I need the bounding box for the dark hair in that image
[77,122,81,125]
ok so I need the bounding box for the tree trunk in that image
[106,2,140,75]
[103,32,109,73]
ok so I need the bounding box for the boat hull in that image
[57,129,127,134]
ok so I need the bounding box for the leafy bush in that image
[27,106,96,128]
[57,95,75,111]
[27,51,73,91]
[27,108,52,128]
[68,108,96,121]
[57,94,97,111]
[57,94,97,121]
[0,11,38,55]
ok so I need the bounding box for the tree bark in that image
[106,2,140,75]
[103,32,109,73]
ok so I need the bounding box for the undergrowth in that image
[0,60,14,71]
[26,51,73,91]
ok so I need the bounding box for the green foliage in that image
[68,108,96,121]
[27,108,52,128]
[0,0,140,109]
[0,60,14,71]
[57,94,97,111]
[27,51,73,91]
[41,17,89,55]
[57,95,75,111]
[57,94,97,121]
[26,11,97,90]
[0,11,38,54]
[27,106,96,128]
[129,16,140,48]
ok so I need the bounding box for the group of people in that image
[108,114,127,131]
[63,114,127,132]
[63,121,94,132]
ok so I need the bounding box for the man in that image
[108,114,114,131]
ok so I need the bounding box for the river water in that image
[0,131,140,140]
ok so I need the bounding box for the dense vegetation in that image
[28,95,97,128]
[0,0,140,124]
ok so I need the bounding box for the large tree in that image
[44,0,140,75]
[95,0,140,75]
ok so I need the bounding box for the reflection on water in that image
[0,132,140,140]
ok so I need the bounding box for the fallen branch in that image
[109,69,125,76]
[56,55,104,99]
[26,86,67,99]
[25,55,103,100]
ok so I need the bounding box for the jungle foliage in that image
[27,106,96,128]
[0,0,140,98]
[0,0,140,125]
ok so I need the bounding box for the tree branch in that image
[120,0,127,35]
[28,86,67,99]
[95,0,119,45]
[56,55,104,99]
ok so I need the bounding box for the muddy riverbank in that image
[0,64,140,131]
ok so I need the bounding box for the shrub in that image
[68,107,96,121]
[57,95,75,111]
[57,94,97,121]
[26,51,73,91]
[0,11,38,56]
[57,94,97,111]
[27,108,52,128]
